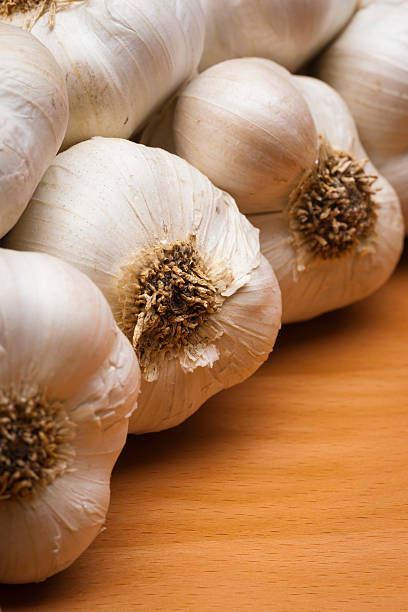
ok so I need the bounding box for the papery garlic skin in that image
[314,0,408,167]
[173,58,318,214]
[1,0,205,150]
[199,0,357,72]
[0,23,68,238]
[248,77,404,323]
[0,249,140,583]
[4,138,282,434]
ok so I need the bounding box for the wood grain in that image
[1,247,408,611]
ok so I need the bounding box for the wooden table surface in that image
[1,247,408,611]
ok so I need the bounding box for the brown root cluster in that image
[0,388,75,501]
[0,0,55,19]
[116,238,220,376]
[289,142,378,262]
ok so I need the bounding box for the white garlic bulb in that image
[4,138,282,434]
[0,23,68,238]
[0,248,140,583]
[248,76,403,322]
[143,57,404,321]
[1,0,205,150]
[314,0,408,166]
[199,0,357,72]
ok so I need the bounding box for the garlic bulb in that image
[248,76,403,322]
[1,0,205,150]
[146,57,403,321]
[0,23,68,238]
[0,248,140,583]
[314,0,408,167]
[199,0,357,72]
[4,138,282,434]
